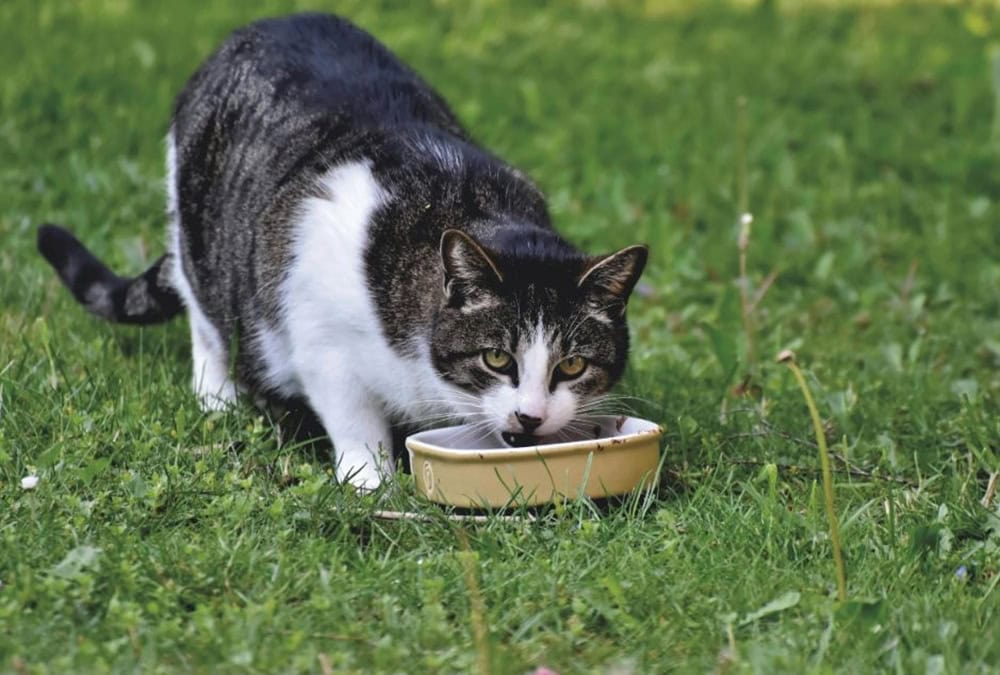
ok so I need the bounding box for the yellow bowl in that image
[405,416,663,508]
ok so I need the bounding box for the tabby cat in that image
[38,13,647,490]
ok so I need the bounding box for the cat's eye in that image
[557,355,587,378]
[482,348,513,372]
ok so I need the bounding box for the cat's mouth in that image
[499,423,604,448]
[500,431,541,448]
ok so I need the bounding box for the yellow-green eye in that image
[482,348,512,371]
[558,355,587,378]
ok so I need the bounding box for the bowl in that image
[405,415,663,508]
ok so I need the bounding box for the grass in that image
[2,0,999,672]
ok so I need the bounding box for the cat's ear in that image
[578,244,648,313]
[440,229,504,304]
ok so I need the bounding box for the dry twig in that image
[982,472,999,509]
[372,509,534,523]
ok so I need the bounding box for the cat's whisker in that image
[574,399,615,413]
[409,393,481,408]
[575,404,636,417]
[406,405,475,419]
[550,427,574,443]
[406,410,493,427]
[557,417,593,434]
[465,421,502,446]
[408,416,461,428]
[593,393,656,407]
[575,395,643,417]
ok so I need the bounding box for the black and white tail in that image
[37,224,183,325]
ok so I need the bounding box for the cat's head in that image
[430,229,647,446]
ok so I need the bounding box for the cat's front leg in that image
[189,313,239,411]
[299,362,394,490]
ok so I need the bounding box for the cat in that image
[37,12,647,490]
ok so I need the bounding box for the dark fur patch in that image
[37,224,182,324]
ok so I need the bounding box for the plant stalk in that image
[778,351,848,602]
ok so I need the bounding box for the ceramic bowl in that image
[405,415,662,508]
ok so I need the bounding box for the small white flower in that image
[21,475,39,490]
[740,212,754,226]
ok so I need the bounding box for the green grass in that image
[2,0,999,672]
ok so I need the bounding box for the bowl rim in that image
[405,415,663,463]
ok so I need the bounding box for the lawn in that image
[2,0,999,672]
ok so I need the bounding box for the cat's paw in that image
[338,462,386,493]
[336,447,394,492]
[196,387,238,412]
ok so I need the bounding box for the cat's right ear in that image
[439,229,503,305]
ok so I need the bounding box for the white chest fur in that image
[274,162,457,418]
[241,162,463,488]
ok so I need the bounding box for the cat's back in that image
[173,13,464,146]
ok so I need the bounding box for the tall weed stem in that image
[778,350,848,602]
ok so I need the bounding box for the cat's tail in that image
[37,224,184,325]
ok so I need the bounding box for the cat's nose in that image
[515,411,543,434]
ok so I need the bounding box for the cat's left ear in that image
[578,244,648,313]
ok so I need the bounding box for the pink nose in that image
[515,411,543,434]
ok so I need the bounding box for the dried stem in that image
[748,268,779,313]
[738,213,756,368]
[458,529,492,675]
[372,509,533,523]
[982,472,999,509]
[734,96,757,370]
[736,96,749,216]
[778,350,848,602]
